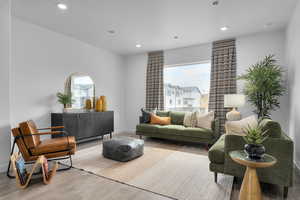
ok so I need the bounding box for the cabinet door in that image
[101,111,114,134]
[63,113,79,139]
[93,112,104,136]
[78,113,93,139]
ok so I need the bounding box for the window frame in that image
[163,60,211,112]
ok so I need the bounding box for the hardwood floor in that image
[1,132,299,200]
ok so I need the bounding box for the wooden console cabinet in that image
[51,111,114,143]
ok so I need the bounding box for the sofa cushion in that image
[156,111,170,117]
[157,125,213,139]
[183,111,197,127]
[136,123,161,133]
[208,134,225,164]
[260,119,282,138]
[196,111,214,130]
[183,127,214,139]
[170,111,185,125]
[157,125,185,135]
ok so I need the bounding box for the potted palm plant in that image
[243,123,269,160]
[56,92,73,112]
[238,55,285,118]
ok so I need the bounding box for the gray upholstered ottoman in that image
[102,137,144,162]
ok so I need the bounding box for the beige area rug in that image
[73,139,233,200]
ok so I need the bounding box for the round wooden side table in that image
[229,150,277,200]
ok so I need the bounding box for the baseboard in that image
[0,162,8,173]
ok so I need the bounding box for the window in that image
[164,62,211,112]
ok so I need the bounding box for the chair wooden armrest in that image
[35,131,63,136]
[37,126,64,131]
[19,131,69,137]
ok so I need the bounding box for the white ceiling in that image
[13,0,297,55]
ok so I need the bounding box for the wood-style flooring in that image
[1,132,299,200]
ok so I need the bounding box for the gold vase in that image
[100,96,107,112]
[95,97,103,112]
[85,99,92,110]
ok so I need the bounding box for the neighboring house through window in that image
[164,62,211,112]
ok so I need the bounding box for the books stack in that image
[15,156,28,185]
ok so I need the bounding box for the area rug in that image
[73,141,233,200]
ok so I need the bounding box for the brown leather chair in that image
[7,120,76,178]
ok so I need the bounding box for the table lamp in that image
[224,94,245,121]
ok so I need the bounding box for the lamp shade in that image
[224,94,245,108]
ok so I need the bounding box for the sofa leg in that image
[214,172,218,183]
[205,144,211,151]
[283,186,288,198]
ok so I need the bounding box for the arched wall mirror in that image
[65,73,95,109]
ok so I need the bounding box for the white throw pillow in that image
[196,111,214,130]
[225,115,258,136]
[183,111,197,127]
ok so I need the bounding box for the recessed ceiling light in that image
[107,30,116,34]
[220,26,229,31]
[57,3,68,10]
[174,36,179,40]
[136,44,142,48]
[212,0,219,6]
[264,22,273,28]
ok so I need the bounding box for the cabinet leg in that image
[214,172,218,183]
[283,186,288,198]
[110,133,112,139]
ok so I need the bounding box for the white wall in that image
[124,30,288,132]
[286,0,300,169]
[11,18,126,133]
[236,31,288,132]
[0,0,11,172]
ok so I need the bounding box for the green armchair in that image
[208,119,294,197]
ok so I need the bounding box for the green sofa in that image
[136,111,220,145]
[208,119,294,197]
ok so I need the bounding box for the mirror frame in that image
[64,72,95,110]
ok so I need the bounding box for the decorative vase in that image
[100,96,107,112]
[85,99,92,110]
[95,97,103,112]
[244,144,265,160]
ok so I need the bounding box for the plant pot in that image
[244,144,265,160]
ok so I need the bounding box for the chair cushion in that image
[225,115,258,136]
[32,136,76,155]
[208,134,225,164]
[19,120,41,148]
[170,111,185,125]
[136,123,161,133]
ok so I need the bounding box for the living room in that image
[0,0,300,199]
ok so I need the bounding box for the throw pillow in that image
[150,114,171,125]
[196,111,214,130]
[140,108,152,123]
[183,111,197,127]
[225,115,258,136]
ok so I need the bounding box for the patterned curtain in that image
[146,51,164,111]
[209,39,237,134]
